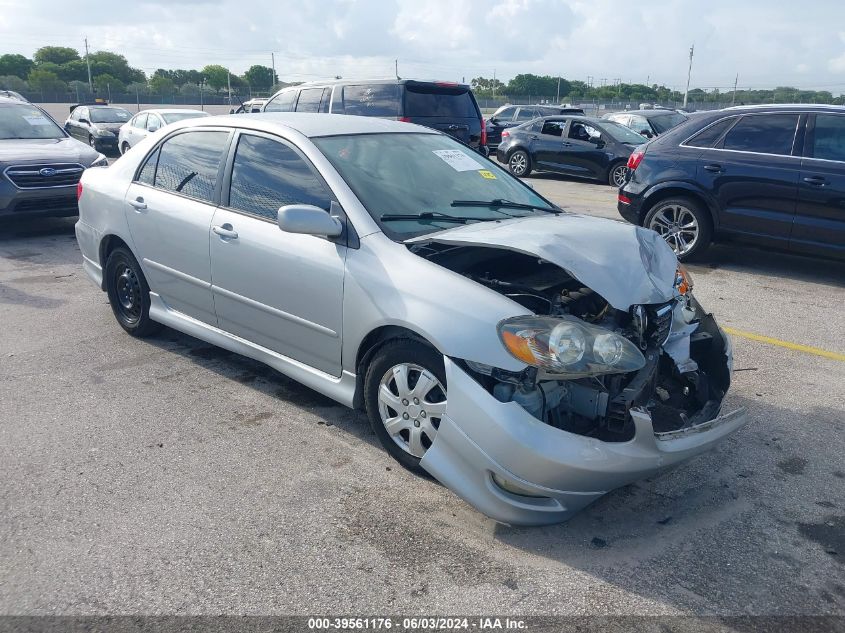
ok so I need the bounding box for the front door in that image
[793,113,845,259]
[210,132,346,377]
[553,120,607,179]
[123,129,231,325]
[697,113,802,248]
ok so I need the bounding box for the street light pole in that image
[84,37,93,95]
[683,44,694,108]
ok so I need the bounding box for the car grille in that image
[13,196,78,214]
[647,301,674,346]
[4,163,84,189]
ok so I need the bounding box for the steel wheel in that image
[377,362,446,459]
[647,202,700,256]
[509,150,529,176]
[609,163,628,187]
[114,265,142,325]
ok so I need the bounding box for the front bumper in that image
[420,357,747,526]
[0,179,78,217]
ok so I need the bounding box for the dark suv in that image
[263,79,486,154]
[618,105,845,261]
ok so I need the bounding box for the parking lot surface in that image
[1,170,844,615]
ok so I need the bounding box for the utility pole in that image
[84,37,93,95]
[682,44,694,108]
[556,76,561,103]
[731,73,738,106]
[227,70,232,106]
[271,52,276,91]
[395,59,399,79]
[600,78,607,87]
[493,68,496,98]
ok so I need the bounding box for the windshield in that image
[89,107,131,123]
[161,111,210,124]
[601,121,647,145]
[650,112,688,134]
[0,104,64,139]
[313,133,557,239]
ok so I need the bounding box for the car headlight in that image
[675,264,694,296]
[95,129,114,137]
[498,315,646,377]
[90,153,109,168]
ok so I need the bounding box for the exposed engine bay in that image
[413,243,731,441]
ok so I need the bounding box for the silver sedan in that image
[117,108,209,154]
[75,113,746,525]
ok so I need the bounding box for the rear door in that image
[123,129,231,326]
[402,82,483,149]
[793,112,845,259]
[696,113,801,248]
[531,119,569,171]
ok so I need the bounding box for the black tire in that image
[643,196,713,261]
[607,161,628,187]
[88,134,97,150]
[507,148,532,177]
[364,339,447,475]
[120,141,130,155]
[104,247,161,337]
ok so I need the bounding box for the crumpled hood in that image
[0,137,100,165]
[409,213,679,310]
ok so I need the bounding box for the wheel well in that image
[352,325,434,410]
[98,235,131,289]
[640,188,715,228]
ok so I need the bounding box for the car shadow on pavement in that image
[489,394,845,613]
[0,216,76,242]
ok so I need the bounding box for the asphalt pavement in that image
[1,165,844,616]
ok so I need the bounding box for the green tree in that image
[0,54,33,79]
[243,65,277,90]
[126,81,149,96]
[33,46,80,66]
[54,59,89,83]
[68,80,91,98]
[94,73,125,94]
[506,74,561,97]
[27,69,66,94]
[201,64,230,91]
[88,51,145,84]
[149,75,176,94]
[0,75,28,91]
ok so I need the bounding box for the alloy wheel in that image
[648,203,700,256]
[377,363,446,458]
[611,164,628,187]
[509,152,527,176]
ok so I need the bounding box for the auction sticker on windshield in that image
[479,170,497,179]
[23,114,53,126]
[433,149,483,172]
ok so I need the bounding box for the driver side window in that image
[568,122,590,141]
[540,120,566,137]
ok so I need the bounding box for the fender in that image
[640,180,721,230]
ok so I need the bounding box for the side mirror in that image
[489,117,498,124]
[640,130,653,138]
[147,124,159,132]
[229,108,236,114]
[277,204,343,237]
[79,118,89,125]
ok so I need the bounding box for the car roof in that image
[275,78,470,90]
[719,104,845,113]
[171,112,441,138]
[610,109,685,117]
[142,108,207,114]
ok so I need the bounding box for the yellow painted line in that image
[723,326,845,362]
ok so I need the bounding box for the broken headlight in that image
[498,315,646,378]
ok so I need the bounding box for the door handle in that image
[703,164,723,173]
[212,224,238,239]
[128,197,147,210]
[562,142,572,147]
[803,176,828,186]
[529,135,539,140]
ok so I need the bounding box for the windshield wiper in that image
[451,198,560,214]
[379,211,500,224]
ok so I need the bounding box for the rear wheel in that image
[607,162,628,187]
[120,141,130,155]
[88,134,97,150]
[364,339,447,474]
[105,247,161,337]
[507,149,532,177]
[644,196,712,261]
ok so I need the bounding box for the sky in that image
[1,0,844,93]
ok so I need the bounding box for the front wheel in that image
[364,339,447,474]
[105,247,161,337]
[644,197,713,261]
[120,141,130,155]
[507,149,532,177]
[88,134,97,150]
[607,162,628,187]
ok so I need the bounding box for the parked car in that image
[0,96,107,218]
[618,104,845,261]
[64,103,132,153]
[75,112,745,525]
[0,89,28,102]
[486,104,586,150]
[118,109,210,154]
[603,109,688,138]
[497,115,646,186]
[230,99,267,114]
[263,79,487,154]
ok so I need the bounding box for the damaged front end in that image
[413,242,733,443]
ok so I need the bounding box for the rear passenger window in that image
[136,147,159,185]
[721,114,799,155]
[154,131,229,203]
[296,88,324,113]
[264,90,297,112]
[228,134,333,221]
[811,114,845,162]
[685,118,735,148]
[342,84,400,117]
[516,108,537,121]
[540,120,565,137]
[319,88,332,113]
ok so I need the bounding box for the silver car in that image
[75,113,746,525]
[117,109,209,154]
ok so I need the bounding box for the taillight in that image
[76,181,83,200]
[501,130,510,139]
[618,193,632,205]
[399,116,411,123]
[627,147,646,171]
[480,118,487,146]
